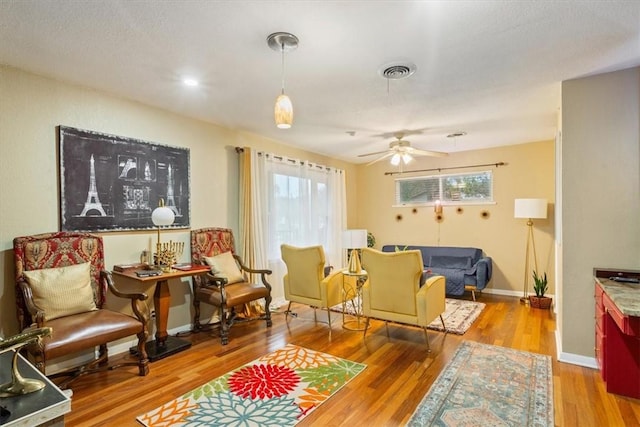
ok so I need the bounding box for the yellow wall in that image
[0,65,356,338]
[356,140,556,296]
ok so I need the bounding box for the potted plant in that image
[529,270,552,309]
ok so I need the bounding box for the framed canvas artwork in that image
[59,126,190,232]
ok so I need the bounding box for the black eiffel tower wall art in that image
[58,126,190,232]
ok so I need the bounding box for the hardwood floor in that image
[61,294,639,426]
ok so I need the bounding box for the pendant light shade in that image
[274,93,293,129]
[267,32,298,129]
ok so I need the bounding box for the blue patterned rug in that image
[407,341,553,426]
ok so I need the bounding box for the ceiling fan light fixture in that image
[402,153,413,164]
[267,32,298,129]
[390,153,401,166]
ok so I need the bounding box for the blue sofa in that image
[381,245,492,298]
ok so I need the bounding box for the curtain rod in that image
[384,162,506,176]
[235,146,340,172]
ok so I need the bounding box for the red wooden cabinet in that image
[594,279,640,399]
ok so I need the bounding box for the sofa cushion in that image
[429,255,472,269]
[24,262,97,321]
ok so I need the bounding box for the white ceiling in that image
[1,1,639,163]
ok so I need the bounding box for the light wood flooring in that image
[60,294,640,426]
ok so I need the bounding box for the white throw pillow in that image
[203,252,245,284]
[24,262,97,321]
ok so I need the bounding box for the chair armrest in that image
[232,254,272,292]
[206,272,229,287]
[101,271,149,324]
[416,275,446,325]
[320,269,344,307]
[18,280,45,326]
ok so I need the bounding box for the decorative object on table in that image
[137,344,366,426]
[190,227,272,345]
[530,270,552,309]
[152,198,183,272]
[332,297,484,335]
[343,229,367,273]
[58,126,190,232]
[280,244,343,330]
[407,341,553,426]
[13,232,149,388]
[267,32,298,129]
[514,198,548,303]
[0,327,52,397]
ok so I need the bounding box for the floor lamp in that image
[514,198,547,303]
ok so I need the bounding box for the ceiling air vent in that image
[379,63,417,80]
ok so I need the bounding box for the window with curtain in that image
[245,151,346,306]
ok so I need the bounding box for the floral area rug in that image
[407,341,553,426]
[137,344,366,426]
[332,297,485,335]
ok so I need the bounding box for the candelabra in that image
[154,240,184,272]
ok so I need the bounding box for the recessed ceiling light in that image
[182,78,199,87]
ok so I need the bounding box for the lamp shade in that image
[514,198,547,219]
[152,205,175,226]
[275,94,293,129]
[342,229,368,249]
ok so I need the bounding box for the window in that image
[395,170,493,206]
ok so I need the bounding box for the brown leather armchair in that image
[361,248,446,350]
[13,232,150,388]
[190,227,272,345]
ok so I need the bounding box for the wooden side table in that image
[342,269,368,331]
[112,264,210,361]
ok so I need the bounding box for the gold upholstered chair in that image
[13,232,150,388]
[280,244,343,328]
[190,227,272,345]
[361,248,446,350]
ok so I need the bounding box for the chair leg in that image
[327,307,332,326]
[363,317,370,338]
[471,290,476,301]
[440,314,446,331]
[423,327,431,352]
[193,298,202,330]
[264,296,272,327]
[220,307,229,345]
[285,301,292,320]
[384,321,390,337]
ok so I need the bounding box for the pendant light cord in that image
[281,43,286,95]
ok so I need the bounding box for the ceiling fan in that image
[358,133,448,166]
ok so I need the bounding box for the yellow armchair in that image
[281,244,343,328]
[361,248,446,349]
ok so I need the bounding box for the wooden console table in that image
[594,268,640,399]
[113,265,210,361]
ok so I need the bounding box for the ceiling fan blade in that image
[365,152,394,166]
[357,149,392,157]
[410,148,449,157]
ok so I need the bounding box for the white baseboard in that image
[482,288,556,302]
[558,352,598,369]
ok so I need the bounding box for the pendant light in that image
[267,32,298,129]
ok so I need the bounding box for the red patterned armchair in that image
[14,232,149,387]
[190,227,272,345]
